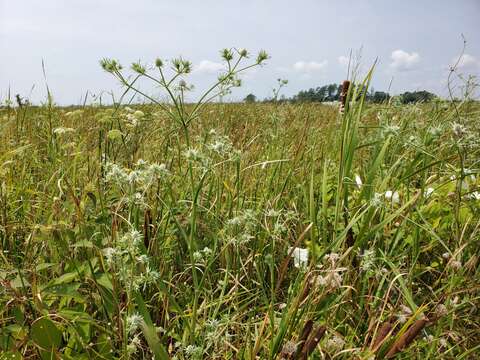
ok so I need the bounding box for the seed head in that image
[155,58,164,68]
[452,122,467,138]
[256,50,269,64]
[221,48,234,62]
[172,58,192,74]
[238,48,249,57]
[435,304,448,318]
[326,335,345,352]
[449,260,462,270]
[131,62,146,75]
[100,58,122,73]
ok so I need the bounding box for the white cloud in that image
[390,50,420,71]
[293,60,328,72]
[338,55,350,68]
[194,60,226,73]
[450,54,479,69]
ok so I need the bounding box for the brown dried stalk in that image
[299,325,327,359]
[385,318,429,358]
[370,318,394,352]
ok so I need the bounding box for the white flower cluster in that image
[207,134,235,157]
[325,334,345,353]
[382,124,400,137]
[359,249,376,274]
[397,304,412,324]
[223,209,258,246]
[311,253,344,290]
[124,108,145,128]
[192,247,213,265]
[53,127,75,135]
[103,229,160,292]
[126,313,143,335]
[172,342,203,359]
[452,122,467,138]
[266,208,298,238]
[370,190,400,207]
[105,159,169,190]
[428,125,443,138]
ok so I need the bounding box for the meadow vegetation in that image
[0,50,479,359]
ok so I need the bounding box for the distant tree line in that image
[244,83,437,104]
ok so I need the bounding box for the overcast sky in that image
[1,0,479,105]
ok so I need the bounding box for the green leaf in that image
[135,293,169,360]
[52,272,78,285]
[31,318,62,358]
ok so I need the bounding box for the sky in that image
[1,0,479,105]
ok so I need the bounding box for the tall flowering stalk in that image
[100,49,268,341]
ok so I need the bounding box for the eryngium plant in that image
[100,48,268,142]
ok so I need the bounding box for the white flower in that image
[371,192,383,207]
[184,148,202,161]
[468,191,480,200]
[326,271,343,289]
[103,247,119,265]
[397,314,408,323]
[452,123,466,138]
[355,174,363,188]
[399,304,412,315]
[428,126,442,137]
[147,163,169,181]
[53,127,75,135]
[136,254,150,264]
[449,260,462,270]
[193,251,203,262]
[383,124,400,136]
[360,249,375,272]
[424,187,434,198]
[185,345,203,357]
[126,313,143,334]
[135,159,148,169]
[324,252,340,265]
[266,209,281,217]
[133,110,144,118]
[326,335,345,352]
[126,113,138,126]
[425,334,434,343]
[105,162,129,185]
[289,247,308,268]
[128,170,141,184]
[435,304,448,318]
[385,190,400,204]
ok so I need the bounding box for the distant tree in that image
[400,90,436,104]
[371,91,390,103]
[244,93,257,103]
[327,84,338,101]
[290,82,393,104]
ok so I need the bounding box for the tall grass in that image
[0,57,479,359]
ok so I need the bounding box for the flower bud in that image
[155,58,164,68]
[256,50,269,64]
